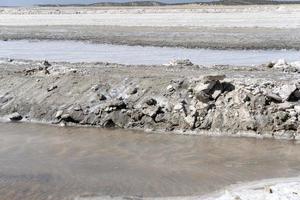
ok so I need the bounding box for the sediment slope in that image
[1,59,300,139]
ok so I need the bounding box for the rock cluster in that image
[40,76,300,138]
[264,59,300,73]
[164,59,195,67]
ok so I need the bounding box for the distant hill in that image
[210,0,300,5]
[37,0,300,7]
[38,1,167,7]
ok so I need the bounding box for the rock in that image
[98,94,107,101]
[8,112,22,121]
[106,111,131,128]
[73,104,82,111]
[130,109,144,121]
[166,59,194,67]
[155,113,167,123]
[289,89,300,101]
[193,80,219,102]
[43,60,51,67]
[55,110,63,119]
[278,102,294,111]
[0,95,13,105]
[274,111,289,123]
[266,92,282,103]
[69,110,84,123]
[107,99,126,110]
[294,105,300,114]
[47,85,58,92]
[61,114,71,120]
[102,119,116,128]
[91,85,100,92]
[274,59,288,69]
[167,85,175,92]
[276,84,297,102]
[290,61,300,72]
[184,115,195,128]
[212,89,222,100]
[265,62,275,68]
[195,90,211,103]
[202,75,226,83]
[173,103,183,112]
[144,98,157,106]
[194,81,216,94]
[129,87,138,95]
[142,106,160,118]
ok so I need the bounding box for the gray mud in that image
[1,59,300,139]
[1,26,300,50]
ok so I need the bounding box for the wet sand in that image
[0,122,300,200]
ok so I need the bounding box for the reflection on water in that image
[0,40,300,65]
[0,122,300,200]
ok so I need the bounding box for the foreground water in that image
[0,123,300,200]
[0,40,300,65]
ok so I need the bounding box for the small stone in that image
[8,112,22,121]
[173,103,183,112]
[184,115,195,128]
[129,87,138,95]
[274,59,288,69]
[166,59,194,67]
[91,84,100,92]
[55,110,63,119]
[145,98,157,106]
[265,62,275,68]
[202,75,226,83]
[266,92,282,102]
[294,105,300,114]
[47,85,58,92]
[278,102,294,111]
[167,85,175,92]
[98,94,107,101]
[73,104,82,111]
[43,60,51,67]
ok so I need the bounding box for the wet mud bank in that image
[1,59,300,140]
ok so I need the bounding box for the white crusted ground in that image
[1,5,300,28]
[203,178,300,200]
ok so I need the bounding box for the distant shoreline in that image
[2,1,300,8]
[34,0,300,7]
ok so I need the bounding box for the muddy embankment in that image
[1,59,300,139]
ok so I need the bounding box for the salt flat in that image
[1,5,300,28]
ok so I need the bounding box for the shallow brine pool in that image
[0,40,300,65]
[0,122,300,200]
